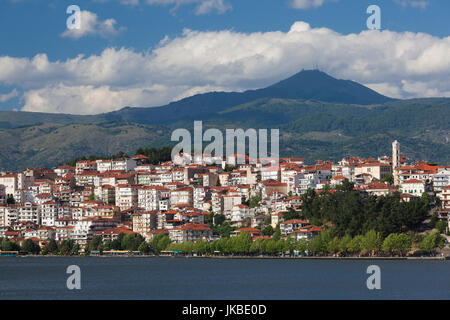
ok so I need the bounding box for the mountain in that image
[103,69,394,125]
[0,70,393,129]
[0,70,448,171]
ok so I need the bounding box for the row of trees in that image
[65,146,172,167]
[302,229,445,257]
[87,233,146,252]
[83,230,443,257]
[134,146,172,165]
[163,230,445,257]
[85,233,171,255]
[2,228,444,257]
[0,238,79,255]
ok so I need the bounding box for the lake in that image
[0,257,449,299]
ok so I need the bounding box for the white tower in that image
[392,140,400,186]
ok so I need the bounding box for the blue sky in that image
[0,0,449,114]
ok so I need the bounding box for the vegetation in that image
[2,227,444,257]
[0,237,21,251]
[65,146,172,167]
[20,239,41,254]
[134,146,172,164]
[300,180,430,237]
[382,174,394,185]
[2,96,450,171]
[6,195,15,205]
[435,220,447,234]
[42,239,59,255]
[419,231,446,254]
[282,207,302,220]
[248,196,261,208]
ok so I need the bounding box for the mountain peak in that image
[262,69,392,105]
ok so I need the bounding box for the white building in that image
[400,179,425,196]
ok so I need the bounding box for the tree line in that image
[1,228,444,256]
[64,146,172,167]
[86,228,445,257]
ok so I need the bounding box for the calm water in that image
[0,257,449,299]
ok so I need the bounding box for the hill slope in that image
[1,97,449,171]
[0,70,448,171]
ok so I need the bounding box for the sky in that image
[0,0,449,114]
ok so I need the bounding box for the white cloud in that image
[61,10,124,39]
[394,0,429,9]
[291,0,429,10]
[0,21,449,114]
[194,0,231,14]
[0,89,19,103]
[291,0,336,9]
[100,0,233,14]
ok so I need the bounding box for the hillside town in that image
[0,140,449,254]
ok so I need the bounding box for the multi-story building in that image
[170,187,193,207]
[17,202,40,225]
[40,201,59,226]
[0,173,18,197]
[115,184,139,210]
[355,162,392,181]
[138,186,168,211]
[71,217,118,245]
[400,179,426,196]
[132,211,157,235]
[169,223,212,243]
[279,219,309,236]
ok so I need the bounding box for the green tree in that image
[6,195,15,204]
[71,243,80,255]
[58,240,77,255]
[249,196,261,208]
[347,235,363,255]
[121,233,145,251]
[265,239,278,255]
[338,235,352,255]
[327,236,341,254]
[262,225,274,236]
[250,238,262,255]
[110,233,125,250]
[382,174,394,185]
[193,239,210,255]
[87,235,103,252]
[232,232,252,255]
[213,214,226,226]
[361,230,382,256]
[295,239,309,255]
[42,239,59,255]
[382,233,412,256]
[272,224,281,241]
[420,231,445,254]
[435,220,447,234]
[224,164,235,172]
[151,234,171,254]
[138,241,151,254]
[22,239,40,253]
[282,207,301,220]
